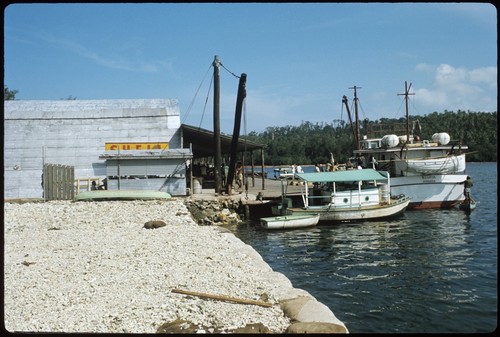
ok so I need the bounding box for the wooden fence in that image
[75,177,102,194]
[43,164,75,201]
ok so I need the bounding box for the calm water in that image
[232,162,497,333]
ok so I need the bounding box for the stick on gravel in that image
[172,288,273,308]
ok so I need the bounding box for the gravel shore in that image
[4,199,347,333]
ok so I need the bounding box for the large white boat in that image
[285,169,411,222]
[344,82,471,209]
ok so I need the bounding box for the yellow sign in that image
[105,142,169,151]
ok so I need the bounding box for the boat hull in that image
[355,135,470,210]
[260,214,320,229]
[390,174,466,209]
[289,197,410,222]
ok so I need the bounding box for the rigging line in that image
[357,99,367,120]
[182,64,213,124]
[220,62,241,79]
[409,94,420,116]
[395,95,406,118]
[242,98,249,200]
[199,73,214,129]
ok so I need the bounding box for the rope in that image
[242,98,248,200]
[198,74,214,129]
[357,98,367,120]
[181,64,212,124]
[220,62,240,79]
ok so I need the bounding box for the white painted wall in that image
[4,99,187,199]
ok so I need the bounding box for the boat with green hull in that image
[75,190,171,201]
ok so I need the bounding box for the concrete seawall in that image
[4,198,348,333]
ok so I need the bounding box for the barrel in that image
[193,178,202,194]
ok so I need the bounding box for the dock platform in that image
[189,178,303,201]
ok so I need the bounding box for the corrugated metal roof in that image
[295,169,388,182]
[4,99,179,119]
[181,124,264,158]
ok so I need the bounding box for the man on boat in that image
[464,176,473,202]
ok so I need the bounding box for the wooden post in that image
[261,149,265,190]
[250,151,255,187]
[226,73,247,195]
[213,56,222,195]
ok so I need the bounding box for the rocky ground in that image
[3,198,347,333]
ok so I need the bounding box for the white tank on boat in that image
[382,134,399,147]
[432,132,451,145]
[398,135,407,144]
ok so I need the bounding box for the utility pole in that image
[213,56,222,195]
[398,81,414,144]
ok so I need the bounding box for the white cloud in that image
[414,63,497,112]
[469,66,497,87]
[41,32,172,73]
[415,63,434,73]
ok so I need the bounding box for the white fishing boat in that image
[260,213,320,229]
[344,82,472,209]
[287,169,410,222]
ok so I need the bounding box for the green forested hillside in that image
[242,110,497,165]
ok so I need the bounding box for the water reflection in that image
[234,205,494,333]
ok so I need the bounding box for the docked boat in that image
[260,213,320,229]
[344,82,472,209]
[273,167,294,180]
[75,189,172,201]
[285,169,410,222]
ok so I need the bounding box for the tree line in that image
[241,110,497,165]
[5,86,496,164]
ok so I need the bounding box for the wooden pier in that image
[188,178,305,220]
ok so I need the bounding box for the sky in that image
[4,2,497,134]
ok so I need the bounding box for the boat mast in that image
[350,85,361,150]
[342,95,358,150]
[213,55,222,194]
[398,81,414,144]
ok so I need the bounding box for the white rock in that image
[4,200,292,333]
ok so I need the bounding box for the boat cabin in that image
[294,169,391,209]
